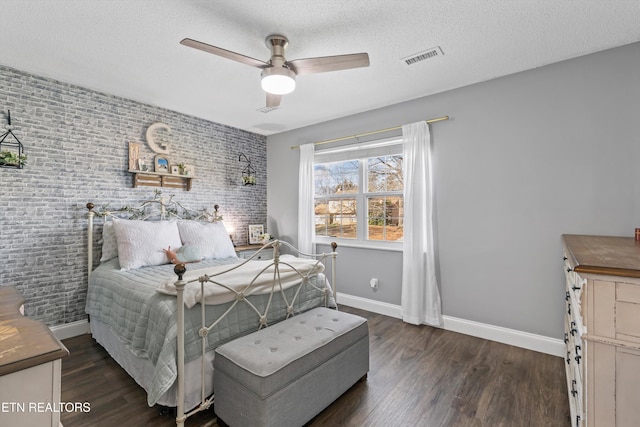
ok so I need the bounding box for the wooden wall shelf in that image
[129,170,195,191]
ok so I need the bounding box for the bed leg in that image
[174,263,188,427]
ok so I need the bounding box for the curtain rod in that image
[290,115,449,150]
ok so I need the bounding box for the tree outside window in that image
[314,154,403,242]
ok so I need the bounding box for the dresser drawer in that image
[236,247,274,260]
[616,346,640,426]
[616,282,640,344]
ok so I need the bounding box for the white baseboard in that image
[47,297,565,357]
[338,293,403,319]
[49,319,90,341]
[337,293,564,357]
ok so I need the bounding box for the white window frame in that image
[313,137,403,251]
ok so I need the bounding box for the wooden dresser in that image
[0,286,69,427]
[562,235,640,426]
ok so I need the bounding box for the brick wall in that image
[0,65,267,326]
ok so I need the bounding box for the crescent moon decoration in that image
[146,122,171,154]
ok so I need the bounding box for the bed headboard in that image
[86,193,223,275]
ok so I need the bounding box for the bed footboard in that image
[173,239,338,427]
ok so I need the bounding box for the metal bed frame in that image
[86,197,337,426]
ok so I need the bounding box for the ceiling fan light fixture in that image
[261,67,296,95]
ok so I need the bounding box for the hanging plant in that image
[0,150,27,167]
[242,175,256,185]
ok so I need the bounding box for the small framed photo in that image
[248,224,264,244]
[154,154,170,174]
[170,165,180,175]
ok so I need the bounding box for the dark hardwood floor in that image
[60,307,570,426]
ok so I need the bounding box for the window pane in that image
[314,197,357,239]
[367,155,403,192]
[314,160,358,196]
[334,215,357,239]
[367,196,403,241]
[314,200,329,236]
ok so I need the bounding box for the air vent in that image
[401,46,443,66]
[257,106,278,113]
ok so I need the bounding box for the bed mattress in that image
[85,257,334,406]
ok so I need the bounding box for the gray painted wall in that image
[0,65,266,326]
[267,42,640,339]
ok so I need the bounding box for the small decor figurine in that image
[163,246,202,264]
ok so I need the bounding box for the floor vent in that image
[257,106,278,113]
[402,46,443,66]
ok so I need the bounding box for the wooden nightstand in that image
[235,244,274,260]
[0,286,69,427]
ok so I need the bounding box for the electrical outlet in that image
[370,278,378,289]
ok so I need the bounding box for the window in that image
[313,138,404,244]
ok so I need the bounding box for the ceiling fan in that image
[180,35,370,108]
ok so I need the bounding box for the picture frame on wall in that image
[170,165,180,175]
[154,154,170,174]
[128,142,140,170]
[248,224,264,244]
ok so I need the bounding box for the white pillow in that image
[177,221,237,259]
[100,221,119,262]
[112,219,183,270]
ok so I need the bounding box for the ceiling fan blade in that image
[180,38,270,69]
[266,93,282,108]
[287,53,369,75]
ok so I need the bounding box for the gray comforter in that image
[85,257,335,406]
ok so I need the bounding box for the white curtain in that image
[297,143,315,255]
[401,121,442,326]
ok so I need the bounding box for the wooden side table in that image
[0,286,69,427]
[235,244,274,260]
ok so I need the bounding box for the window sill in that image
[314,238,403,252]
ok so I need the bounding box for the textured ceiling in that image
[1,1,639,135]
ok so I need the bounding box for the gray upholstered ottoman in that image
[213,307,369,427]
